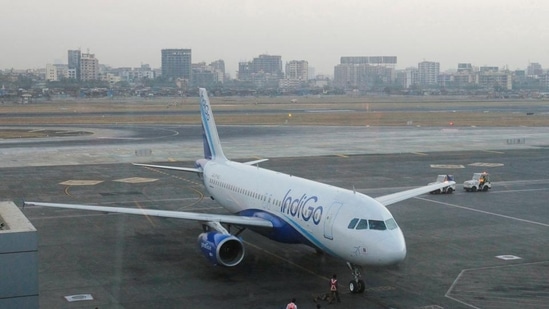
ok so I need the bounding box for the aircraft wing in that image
[374,181,456,206]
[23,201,273,228]
[132,163,202,173]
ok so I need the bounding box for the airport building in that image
[0,202,38,308]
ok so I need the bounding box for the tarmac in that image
[1,123,548,308]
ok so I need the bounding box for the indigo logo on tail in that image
[201,96,210,120]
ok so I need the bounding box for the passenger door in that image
[323,202,343,240]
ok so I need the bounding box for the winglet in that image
[200,88,227,161]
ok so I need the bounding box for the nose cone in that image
[384,228,407,265]
[370,228,407,266]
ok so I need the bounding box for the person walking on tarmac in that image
[286,297,297,309]
[329,274,341,304]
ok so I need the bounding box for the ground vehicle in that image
[463,172,491,192]
[429,175,456,194]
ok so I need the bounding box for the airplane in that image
[25,88,455,294]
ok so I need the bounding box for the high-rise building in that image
[457,63,473,73]
[334,56,396,90]
[161,49,192,80]
[396,67,418,89]
[285,60,308,81]
[340,56,397,67]
[45,64,58,81]
[237,61,252,80]
[210,60,225,74]
[237,55,283,88]
[45,64,69,81]
[527,62,543,76]
[418,61,440,85]
[251,54,283,77]
[67,49,81,80]
[80,53,99,81]
[209,60,226,82]
[191,62,216,88]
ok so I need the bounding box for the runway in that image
[1,124,548,168]
[1,122,548,308]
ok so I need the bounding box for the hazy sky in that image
[2,0,549,76]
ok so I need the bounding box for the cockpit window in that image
[385,218,398,230]
[368,220,386,230]
[350,218,395,231]
[347,218,359,229]
[356,219,369,230]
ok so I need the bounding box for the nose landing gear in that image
[346,262,366,293]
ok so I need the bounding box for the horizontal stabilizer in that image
[242,159,269,165]
[24,201,273,228]
[375,181,456,206]
[132,163,202,173]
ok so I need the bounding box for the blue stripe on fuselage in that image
[237,209,337,256]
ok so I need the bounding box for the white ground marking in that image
[468,162,504,167]
[113,177,159,183]
[495,255,522,260]
[430,164,465,168]
[59,180,103,186]
[414,195,549,228]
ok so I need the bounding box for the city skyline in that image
[2,0,549,75]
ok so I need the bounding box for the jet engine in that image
[197,231,245,267]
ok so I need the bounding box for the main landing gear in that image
[346,262,366,294]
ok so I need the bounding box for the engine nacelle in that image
[197,231,245,267]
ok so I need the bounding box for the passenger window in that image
[368,220,386,230]
[356,219,368,230]
[347,218,359,229]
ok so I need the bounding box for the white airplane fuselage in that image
[25,88,454,294]
[200,159,407,266]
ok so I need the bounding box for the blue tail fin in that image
[199,88,227,161]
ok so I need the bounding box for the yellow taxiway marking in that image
[412,152,428,156]
[482,150,505,154]
[336,154,348,158]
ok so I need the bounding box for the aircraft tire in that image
[357,280,366,293]
[349,280,365,294]
[349,280,358,294]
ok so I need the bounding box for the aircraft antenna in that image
[353,186,356,194]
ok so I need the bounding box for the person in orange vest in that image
[286,297,297,309]
[329,274,341,303]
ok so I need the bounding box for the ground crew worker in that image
[329,274,341,303]
[286,297,297,309]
